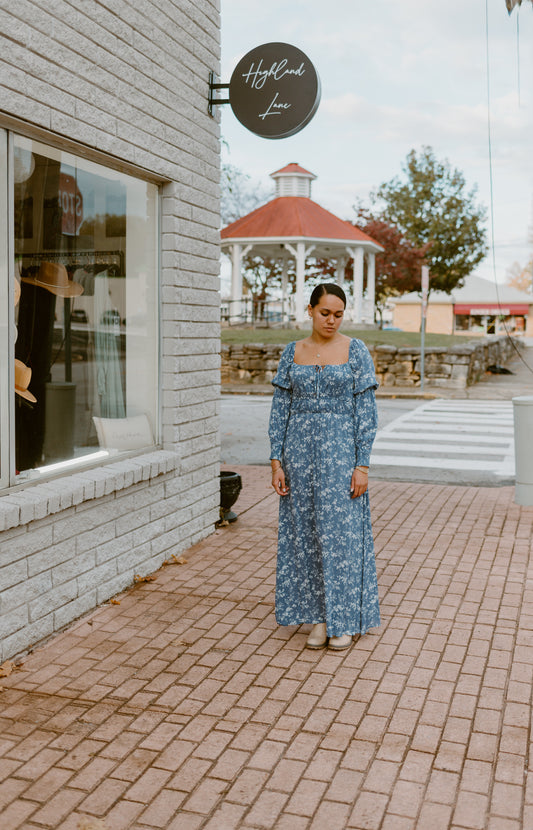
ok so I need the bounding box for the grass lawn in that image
[221,327,475,349]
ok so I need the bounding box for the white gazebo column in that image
[295,242,306,324]
[348,246,364,324]
[230,243,242,321]
[335,257,346,286]
[230,243,250,321]
[366,251,376,324]
[285,242,314,324]
[281,252,288,323]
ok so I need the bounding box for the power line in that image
[485,0,533,374]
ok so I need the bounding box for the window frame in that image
[0,129,11,490]
[2,126,164,492]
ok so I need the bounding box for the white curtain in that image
[94,271,125,419]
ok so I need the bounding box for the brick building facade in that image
[0,2,222,660]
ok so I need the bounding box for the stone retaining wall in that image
[221,336,517,390]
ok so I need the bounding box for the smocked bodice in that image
[289,363,354,414]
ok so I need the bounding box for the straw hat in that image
[22,261,84,298]
[14,359,37,403]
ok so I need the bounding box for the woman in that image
[268,283,380,650]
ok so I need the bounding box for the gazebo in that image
[220,163,383,324]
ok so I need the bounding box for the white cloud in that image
[220,0,533,280]
[321,90,529,150]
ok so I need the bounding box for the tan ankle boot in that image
[328,634,353,650]
[306,623,328,649]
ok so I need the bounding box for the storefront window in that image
[454,312,526,336]
[454,314,470,331]
[12,135,159,482]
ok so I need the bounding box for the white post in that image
[513,395,533,505]
[420,265,429,393]
[366,252,376,324]
[351,247,364,324]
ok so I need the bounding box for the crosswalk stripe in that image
[370,454,515,473]
[389,428,513,439]
[405,414,512,425]
[386,428,509,447]
[372,399,515,476]
[375,441,510,456]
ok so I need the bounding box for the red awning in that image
[454,303,530,316]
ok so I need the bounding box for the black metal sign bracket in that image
[209,71,230,116]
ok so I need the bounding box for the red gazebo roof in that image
[221,197,381,248]
[271,163,316,178]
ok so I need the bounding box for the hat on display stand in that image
[22,261,84,298]
[14,359,37,403]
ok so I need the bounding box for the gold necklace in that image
[311,336,336,361]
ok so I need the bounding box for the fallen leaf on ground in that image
[171,554,187,565]
[110,599,121,605]
[134,574,156,583]
[77,818,109,830]
[0,660,18,678]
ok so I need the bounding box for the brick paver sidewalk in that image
[1,466,533,830]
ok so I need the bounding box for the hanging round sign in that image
[229,42,321,140]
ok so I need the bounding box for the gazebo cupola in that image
[271,163,316,198]
[221,163,383,324]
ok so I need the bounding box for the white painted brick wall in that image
[0,0,222,660]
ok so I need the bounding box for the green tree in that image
[309,211,427,326]
[374,146,487,295]
[355,211,428,326]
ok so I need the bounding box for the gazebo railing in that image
[221,294,377,327]
[221,297,294,327]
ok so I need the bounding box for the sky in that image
[219,0,533,287]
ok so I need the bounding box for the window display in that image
[10,135,159,482]
[0,130,8,488]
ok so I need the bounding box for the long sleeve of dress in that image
[353,387,378,466]
[268,342,295,460]
[350,338,379,467]
[268,386,291,460]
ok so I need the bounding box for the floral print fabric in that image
[268,339,381,637]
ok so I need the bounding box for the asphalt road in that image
[220,395,421,465]
[220,394,516,487]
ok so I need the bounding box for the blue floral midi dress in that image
[268,338,380,637]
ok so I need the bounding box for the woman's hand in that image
[350,466,369,498]
[271,463,289,496]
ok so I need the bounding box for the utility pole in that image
[420,266,429,392]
